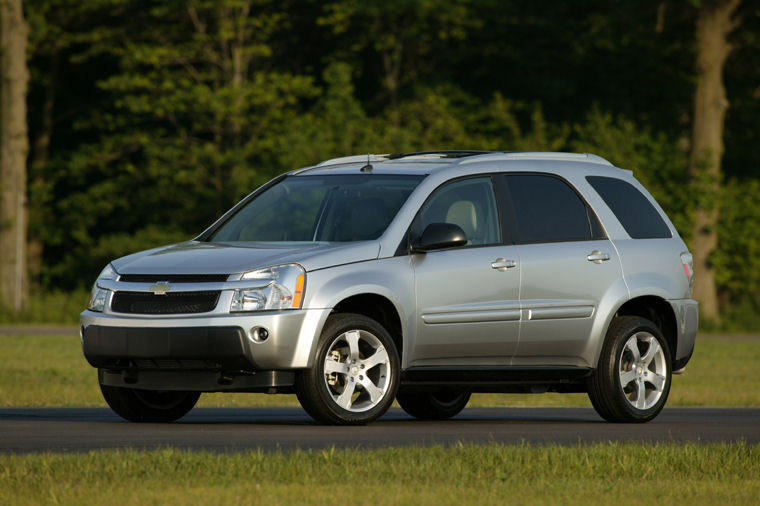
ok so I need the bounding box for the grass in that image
[0,443,758,505]
[0,291,88,325]
[0,334,758,408]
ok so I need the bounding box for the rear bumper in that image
[669,298,698,369]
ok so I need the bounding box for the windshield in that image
[208,174,425,243]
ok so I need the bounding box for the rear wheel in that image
[100,381,200,422]
[397,389,471,420]
[295,313,400,425]
[588,316,672,423]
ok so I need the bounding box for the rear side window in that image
[505,174,602,243]
[586,176,671,239]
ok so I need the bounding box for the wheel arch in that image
[613,295,678,366]
[330,293,404,362]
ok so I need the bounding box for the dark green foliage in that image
[22,0,760,328]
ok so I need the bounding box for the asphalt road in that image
[1,407,757,454]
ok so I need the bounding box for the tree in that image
[689,0,742,323]
[38,0,317,286]
[318,0,480,136]
[0,0,30,311]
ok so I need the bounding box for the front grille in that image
[118,274,230,283]
[111,291,221,314]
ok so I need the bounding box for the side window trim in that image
[492,174,518,245]
[395,174,505,256]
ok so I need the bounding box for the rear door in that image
[503,174,624,365]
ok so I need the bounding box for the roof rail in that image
[315,154,391,167]
[458,151,613,166]
[387,150,494,160]
[310,150,614,171]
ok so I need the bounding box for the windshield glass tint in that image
[209,174,424,242]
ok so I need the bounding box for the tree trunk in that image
[27,52,58,291]
[689,0,741,324]
[0,0,30,312]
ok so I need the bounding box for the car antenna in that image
[360,153,373,172]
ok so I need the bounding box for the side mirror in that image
[411,223,468,253]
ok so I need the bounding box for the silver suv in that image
[81,151,698,425]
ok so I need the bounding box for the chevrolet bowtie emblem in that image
[149,281,172,295]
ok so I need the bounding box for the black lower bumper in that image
[98,368,295,393]
[82,325,254,371]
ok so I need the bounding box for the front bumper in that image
[83,325,252,370]
[80,307,331,371]
[98,367,296,393]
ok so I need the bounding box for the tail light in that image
[680,252,694,292]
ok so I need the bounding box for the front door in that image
[410,176,520,366]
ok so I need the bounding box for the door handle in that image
[587,250,610,264]
[491,258,517,271]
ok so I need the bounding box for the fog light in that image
[249,327,269,343]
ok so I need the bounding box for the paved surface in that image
[1,407,757,454]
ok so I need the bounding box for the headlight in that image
[87,264,117,312]
[87,286,110,312]
[231,264,305,312]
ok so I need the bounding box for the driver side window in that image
[417,176,501,247]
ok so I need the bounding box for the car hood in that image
[111,241,382,275]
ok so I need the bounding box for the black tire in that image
[100,382,200,422]
[588,316,672,423]
[295,313,400,425]
[397,389,471,420]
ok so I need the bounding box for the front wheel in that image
[100,381,200,422]
[397,389,471,420]
[588,316,672,423]
[295,313,400,425]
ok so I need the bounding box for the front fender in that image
[300,256,415,368]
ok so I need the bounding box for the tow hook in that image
[121,370,139,384]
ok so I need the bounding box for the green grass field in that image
[1,444,758,505]
[0,334,758,407]
[0,292,88,325]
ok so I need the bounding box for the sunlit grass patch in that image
[0,443,758,505]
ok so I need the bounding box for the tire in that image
[100,382,200,422]
[588,316,672,423]
[295,313,400,425]
[397,389,471,420]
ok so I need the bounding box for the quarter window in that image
[506,174,600,243]
[586,176,671,239]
